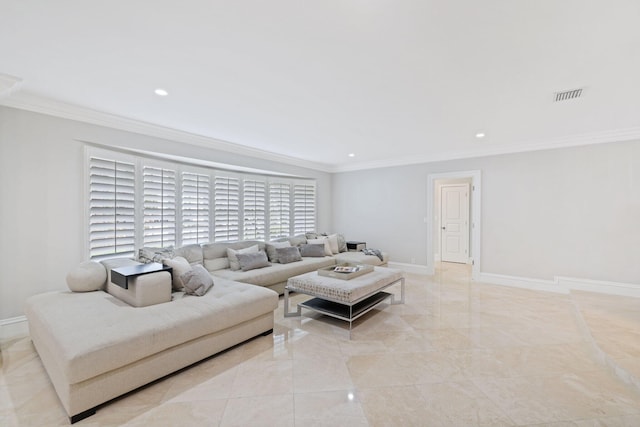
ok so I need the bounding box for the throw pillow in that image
[300,243,327,257]
[336,234,347,252]
[326,234,340,254]
[236,251,271,272]
[227,244,259,271]
[265,241,291,263]
[308,238,333,256]
[180,264,214,296]
[276,246,302,264]
[163,256,192,291]
[137,246,175,264]
[66,261,107,292]
[288,234,308,247]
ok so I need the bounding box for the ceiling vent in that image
[554,88,583,102]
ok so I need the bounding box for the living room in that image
[2,1,640,425]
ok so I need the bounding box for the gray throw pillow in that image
[300,243,326,257]
[138,246,175,264]
[180,264,214,296]
[265,241,291,263]
[227,244,259,271]
[236,251,271,272]
[276,246,302,264]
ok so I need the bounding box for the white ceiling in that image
[2,1,640,172]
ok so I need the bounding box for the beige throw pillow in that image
[326,234,340,254]
[163,256,192,291]
[66,261,107,292]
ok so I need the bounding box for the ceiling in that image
[2,1,640,172]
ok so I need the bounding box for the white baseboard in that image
[388,261,431,275]
[0,316,29,341]
[479,272,640,298]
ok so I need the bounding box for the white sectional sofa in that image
[24,233,388,423]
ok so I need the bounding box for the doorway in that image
[426,170,481,280]
[440,183,470,263]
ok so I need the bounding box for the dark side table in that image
[111,263,172,289]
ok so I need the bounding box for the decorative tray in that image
[317,263,374,280]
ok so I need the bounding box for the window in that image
[86,147,316,258]
[269,182,291,239]
[88,157,136,259]
[214,176,240,241]
[182,172,210,245]
[143,166,176,247]
[243,179,266,240]
[293,183,316,235]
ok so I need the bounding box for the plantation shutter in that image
[293,183,316,235]
[243,179,266,240]
[88,157,136,259]
[214,176,240,241]
[269,182,291,239]
[143,166,176,247]
[182,172,210,245]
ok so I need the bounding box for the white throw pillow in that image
[327,234,340,254]
[308,238,333,256]
[227,244,259,271]
[163,256,192,291]
[66,261,107,292]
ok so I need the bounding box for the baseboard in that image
[0,316,29,341]
[479,272,640,298]
[479,272,567,294]
[388,261,431,275]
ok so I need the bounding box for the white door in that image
[441,184,470,263]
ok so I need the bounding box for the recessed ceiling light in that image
[348,153,355,157]
[475,132,485,139]
[154,88,168,96]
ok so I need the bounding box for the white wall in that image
[0,107,332,320]
[333,140,640,286]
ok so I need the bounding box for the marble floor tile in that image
[2,262,640,426]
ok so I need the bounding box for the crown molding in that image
[3,92,639,175]
[330,127,640,173]
[0,92,334,173]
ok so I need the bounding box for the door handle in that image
[441,226,446,230]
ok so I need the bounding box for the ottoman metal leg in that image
[284,287,301,317]
[390,278,405,305]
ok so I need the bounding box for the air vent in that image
[554,88,583,102]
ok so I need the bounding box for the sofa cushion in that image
[276,246,302,264]
[265,241,291,263]
[212,256,335,287]
[66,261,107,292]
[107,271,172,307]
[308,238,333,256]
[24,278,279,385]
[227,245,259,271]
[202,240,265,272]
[300,243,326,257]
[174,244,204,266]
[163,256,192,291]
[180,264,214,296]
[237,251,271,272]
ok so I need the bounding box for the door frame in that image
[440,182,470,264]
[427,170,481,280]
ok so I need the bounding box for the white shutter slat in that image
[182,172,210,245]
[293,183,316,235]
[143,166,176,247]
[269,182,291,239]
[88,157,136,259]
[214,176,239,241]
[243,179,266,240]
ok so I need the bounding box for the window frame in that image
[85,146,317,259]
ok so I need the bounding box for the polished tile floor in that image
[2,263,640,426]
